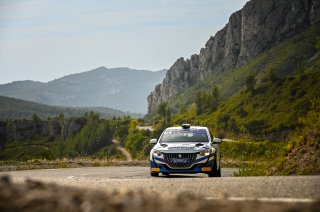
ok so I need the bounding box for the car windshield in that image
[159,128,209,143]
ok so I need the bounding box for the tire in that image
[150,172,159,177]
[208,160,221,177]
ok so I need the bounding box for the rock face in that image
[147,0,320,113]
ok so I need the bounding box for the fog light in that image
[151,168,160,172]
[201,167,212,172]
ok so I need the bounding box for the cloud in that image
[0,0,41,10]
[1,0,248,40]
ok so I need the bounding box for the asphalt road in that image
[1,166,319,202]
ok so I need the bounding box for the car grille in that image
[163,153,197,168]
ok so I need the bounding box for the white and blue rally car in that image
[149,124,221,177]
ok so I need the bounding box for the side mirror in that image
[211,138,222,144]
[150,139,157,144]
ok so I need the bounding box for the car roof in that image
[165,126,208,130]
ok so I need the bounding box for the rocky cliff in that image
[148,0,320,113]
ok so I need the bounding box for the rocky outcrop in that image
[148,0,320,113]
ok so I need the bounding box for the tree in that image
[32,113,41,123]
[116,125,129,142]
[218,114,230,130]
[244,120,268,135]
[195,88,219,115]
[268,69,280,82]
[157,102,168,118]
[129,119,139,133]
[157,102,171,126]
[213,87,219,100]
[246,75,255,93]
[195,92,204,115]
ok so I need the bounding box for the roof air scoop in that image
[181,124,191,129]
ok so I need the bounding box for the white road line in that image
[205,197,317,203]
[231,197,317,203]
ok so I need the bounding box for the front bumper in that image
[150,155,214,174]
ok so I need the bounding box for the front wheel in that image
[150,172,159,177]
[208,160,221,177]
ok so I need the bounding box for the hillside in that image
[148,0,320,114]
[145,21,320,176]
[147,0,320,137]
[0,67,166,114]
[0,96,142,120]
[171,25,320,138]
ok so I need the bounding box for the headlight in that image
[199,149,211,156]
[152,150,162,156]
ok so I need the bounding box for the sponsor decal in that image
[168,146,194,150]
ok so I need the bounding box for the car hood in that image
[153,142,211,153]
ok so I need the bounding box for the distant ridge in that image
[0,95,143,120]
[0,67,166,114]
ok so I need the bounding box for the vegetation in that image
[114,119,153,160]
[166,25,320,140]
[61,112,113,157]
[220,140,288,176]
[0,112,125,161]
[195,87,219,115]
[221,140,287,162]
[272,99,320,175]
[233,100,320,176]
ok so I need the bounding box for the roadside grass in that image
[220,140,288,176]
[0,158,149,172]
[234,162,271,176]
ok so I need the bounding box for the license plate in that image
[172,158,188,163]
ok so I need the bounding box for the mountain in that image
[172,26,319,137]
[147,0,320,114]
[0,67,166,114]
[0,96,143,120]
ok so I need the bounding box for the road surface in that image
[1,167,319,201]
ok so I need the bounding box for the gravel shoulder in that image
[1,167,320,200]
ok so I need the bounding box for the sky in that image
[0,0,248,84]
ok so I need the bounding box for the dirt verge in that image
[0,176,319,212]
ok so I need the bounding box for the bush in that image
[124,131,149,159]
[221,140,287,161]
[244,120,268,135]
[273,99,320,175]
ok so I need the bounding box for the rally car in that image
[149,124,221,177]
